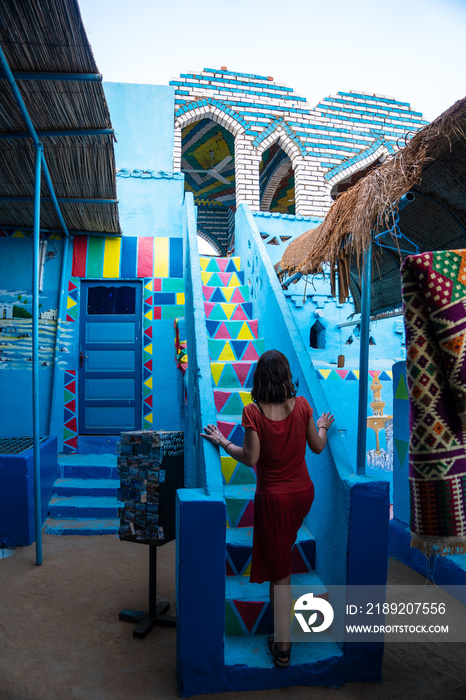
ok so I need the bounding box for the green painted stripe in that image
[86,237,104,278]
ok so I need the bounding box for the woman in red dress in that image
[202,349,334,668]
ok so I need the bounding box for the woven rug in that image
[402,250,466,556]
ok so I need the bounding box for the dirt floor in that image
[1,534,465,700]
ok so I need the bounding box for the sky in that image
[78,0,466,122]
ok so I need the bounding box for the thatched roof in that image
[278,97,466,313]
[0,0,120,235]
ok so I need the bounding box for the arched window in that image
[259,143,295,213]
[310,319,326,349]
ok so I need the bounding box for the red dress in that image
[241,396,315,583]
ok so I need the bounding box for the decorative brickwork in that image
[171,68,428,218]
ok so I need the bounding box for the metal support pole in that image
[49,235,70,436]
[356,240,372,476]
[33,144,43,565]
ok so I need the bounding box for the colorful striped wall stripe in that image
[71,235,183,279]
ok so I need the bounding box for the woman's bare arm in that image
[306,412,334,454]
[201,424,260,467]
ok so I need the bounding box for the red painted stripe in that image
[72,236,88,277]
[137,237,154,277]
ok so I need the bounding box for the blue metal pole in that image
[33,144,43,566]
[356,239,372,476]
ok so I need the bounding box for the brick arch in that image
[326,142,393,196]
[255,121,305,164]
[260,157,293,212]
[173,99,246,172]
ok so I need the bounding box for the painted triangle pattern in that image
[63,370,78,454]
[200,256,318,637]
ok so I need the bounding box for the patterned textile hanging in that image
[402,250,466,556]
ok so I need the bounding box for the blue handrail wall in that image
[176,192,226,695]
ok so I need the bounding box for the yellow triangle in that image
[319,369,331,379]
[13,230,26,237]
[144,377,153,389]
[145,309,153,321]
[231,256,241,269]
[199,257,210,270]
[145,343,153,355]
[387,371,393,379]
[220,303,236,320]
[217,342,236,362]
[228,272,240,287]
[239,391,252,406]
[145,413,153,424]
[243,562,251,577]
[222,287,235,302]
[210,362,225,386]
[67,297,77,309]
[145,280,154,292]
[353,370,360,379]
[201,271,212,284]
[50,233,61,240]
[237,322,254,340]
[221,456,238,484]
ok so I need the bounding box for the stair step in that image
[204,301,253,321]
[43,517,119,536]
[200,255,241,273]
[206,319,259,340]
[224,635,343,669]
[48,495,118,519]
[225,572,326,636]
[210,361,256,389]
[203,284,250,304]
[58,454,117,479]
[226,525,316,576]
[208,338,264,362]
[214,389,252,416]
[225,484,255,528]
[53,478,119,497]
[201,270,245,287]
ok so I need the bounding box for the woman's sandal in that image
[267,634,292,668]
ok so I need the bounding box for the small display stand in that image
[117,429,184,638]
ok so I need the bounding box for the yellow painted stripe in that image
[153,238,169,277]
[102,236,121,277]
[177,293,185,305]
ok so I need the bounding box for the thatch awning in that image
[0,0,120,236]
[278,97,466,313]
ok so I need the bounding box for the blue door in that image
[79,281,142,434]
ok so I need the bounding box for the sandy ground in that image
[1,534,465,700]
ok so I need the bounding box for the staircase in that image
[44,454,119,535]
[200,255,339,663]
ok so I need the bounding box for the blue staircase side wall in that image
[0,436,57,547]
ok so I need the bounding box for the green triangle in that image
[395,372,409,400]
[394,438,409,469]
[63,427,75,440]
[230,464,256,485]
[328,370,341,380]
[225,601,245,635]
[206,258,221,272]
[208,305,228,321]
[218,364,240,388]
[225,393,244,415]
[226,497,246,528]
[64,389,74,403]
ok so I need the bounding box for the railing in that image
[183,192,223,495]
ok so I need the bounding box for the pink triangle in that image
[369,371,378,378]
[336,370,348,379]
[214,390,231,413]
[215,322,232,340]
[248,320,259,338]
[242,343,259,361]
[217,420,235,440]
[232,362,251,386]
[238,499,254,527]
[233,599,265,633]
[204,301,215,318]
[231,288,245,303]
[218,272,231,285]
[202,285,214,301]
[231,306,248,321]
[217,258,229,272]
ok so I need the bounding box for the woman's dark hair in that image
[251,349,297,404]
